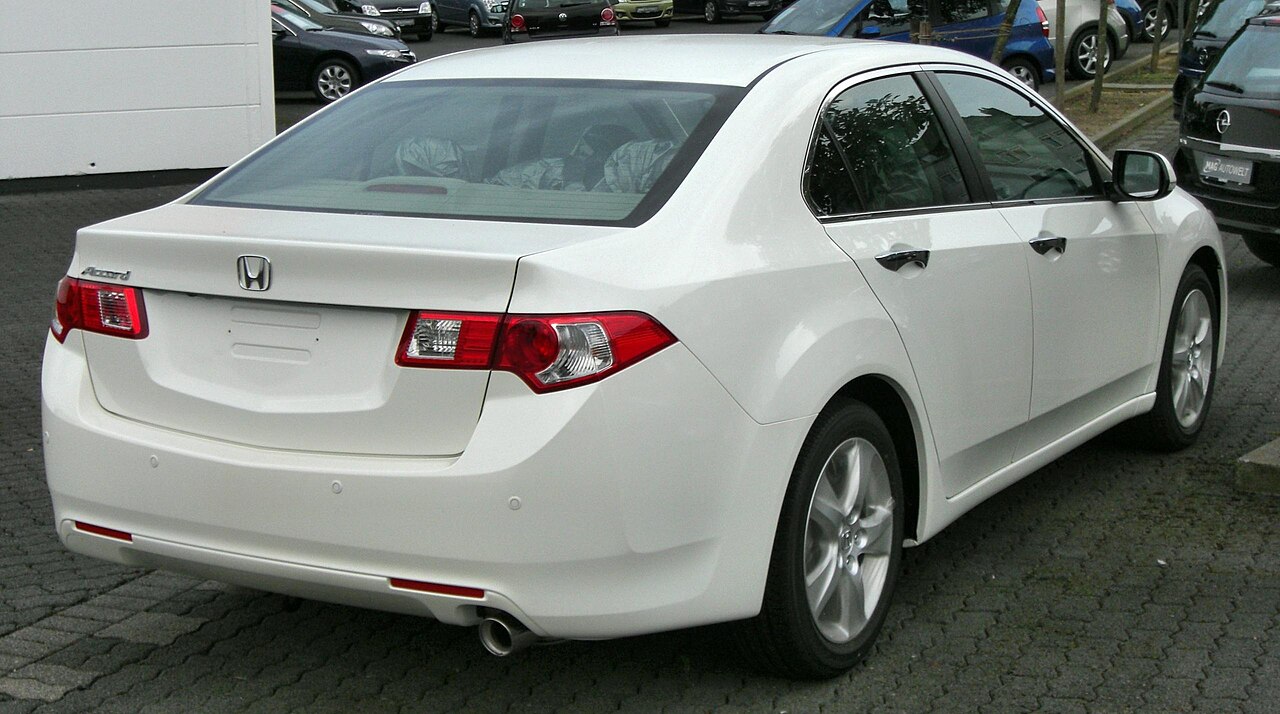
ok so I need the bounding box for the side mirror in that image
[1111,149,1174,201]
[857,24,881,38]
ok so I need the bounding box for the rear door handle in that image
[875,249,930,272]
[1029,236,1067,255]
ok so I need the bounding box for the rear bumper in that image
[1177,145,1280,238]
[614,2,673,21]
[42,333,810,639]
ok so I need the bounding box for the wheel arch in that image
[1188,244,1225,343]
[1000,52,1045,83]
[829,374,925,542]
[309,52,362,85]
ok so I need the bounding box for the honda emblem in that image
[237,255,271,291]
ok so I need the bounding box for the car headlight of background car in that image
[419,2,433,13]
[361,21,395,36]
[366,49,406,59]
[487,1,507,12]
[361,4,380,14]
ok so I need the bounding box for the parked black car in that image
[272,6,416,103]
[676,0,791,22]
[272,0,403,38]
[502,0,619,42]
[1173,0,1273,116]
[1176,7,1280,264]
[336,0,435,40]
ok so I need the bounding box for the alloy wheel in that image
[1171,289,1214,428]
[316,64,353,102]
[704,1,718,22]
[803,438,895,644]
[1007,65,1036,88]
[1077,34,1110,76]
[1143,6,1170,40]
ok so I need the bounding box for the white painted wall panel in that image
[0,1,274,180]
[1,106,266,179]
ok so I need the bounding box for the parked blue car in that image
[1114,0,1147,44]
[760,0,1057,89]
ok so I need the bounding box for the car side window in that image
[933,72,1101,201]
[933,0,997,23]
[841,0,913,37]
[804,74,971,217]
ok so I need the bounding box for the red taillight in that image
[51,277,149,343]
[394,310,676,393]
[395,311,502,368]
[509,13,526,31]
[601,6,615,24]
[1037,6,1050,38]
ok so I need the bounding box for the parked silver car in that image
[1040,0,1132,78]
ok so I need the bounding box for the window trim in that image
[801,64,992,224]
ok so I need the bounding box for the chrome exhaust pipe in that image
[478,612,539,656]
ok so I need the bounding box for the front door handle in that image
[1029,236,1067,255]
[875,249,930,272]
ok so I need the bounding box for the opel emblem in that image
[1216,109,1231,136]
[237,255,271,291]
[559,11,567,19]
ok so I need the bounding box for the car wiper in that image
[766,30,802,34]
[1205,80,1245,93]
[558,1,591,6]
[1192,29,1217,38]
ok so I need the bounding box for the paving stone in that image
[97,613,204,646]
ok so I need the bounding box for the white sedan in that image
[43,35,1225,678]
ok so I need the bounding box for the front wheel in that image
[311,58,358,103]
[1242,234,1280,267]
[430,4,441,31]
[1140,1,1172,42]
[730,400,904,679]
[704,0,722,23]
[1001,57,1039,90]
[468,10,482,37]
[1132,264,1218,450]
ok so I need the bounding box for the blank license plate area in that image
[1200,154,1254,184]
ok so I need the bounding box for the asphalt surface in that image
[2,112,1279,712]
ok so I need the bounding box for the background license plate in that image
[1200,155,1253,184]
[395,19,414,26]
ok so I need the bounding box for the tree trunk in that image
[990,0,1024,63]
[1054,0,1067,109]
[1088,0,1110,112]
[1149,1,1166,71]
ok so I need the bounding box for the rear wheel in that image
[704,0,722,23]
[1140,1,1172,42]
[731,400,904,679]
[1243,234,1280,267]
[1001,57,1039,90]
[1131,264,1218,450]
[1068,27,1115,80]
[311,58,358,103]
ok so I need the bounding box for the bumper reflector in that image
[74,521,133,542]
[388,578,485,599]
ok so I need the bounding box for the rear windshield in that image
[1205,25,1280,98]
[193,79,744,226]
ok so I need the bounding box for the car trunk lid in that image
[73,202,618,457]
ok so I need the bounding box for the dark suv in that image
[1177,7,1280,264]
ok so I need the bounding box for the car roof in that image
[385,35,984,88]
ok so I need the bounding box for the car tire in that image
[704,0,722,23]
[730,399,904,679]
[1139,1,1173,42]
[1131,263,1218,451]
[1067,26,1116,80]
[655,18,671,27]
[311,58,359,103]
[1242,234,1280,267]
[431,4,442,31]
[469,10,483,37]
[1001,57,1039,90]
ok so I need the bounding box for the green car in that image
[611,0,674,25]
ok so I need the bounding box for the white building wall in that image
[0,2,275,180]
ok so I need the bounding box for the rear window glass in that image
[1205,26,1280,98]
[193,80,744,226]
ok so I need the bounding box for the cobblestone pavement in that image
[1,118,1278,713]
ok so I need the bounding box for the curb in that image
[1237,437,1280,496]
[1091,93,1173,147]
[1058,44,1179,103]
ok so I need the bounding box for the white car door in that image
[806,70,1034,497]
[929,70,1161,457]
